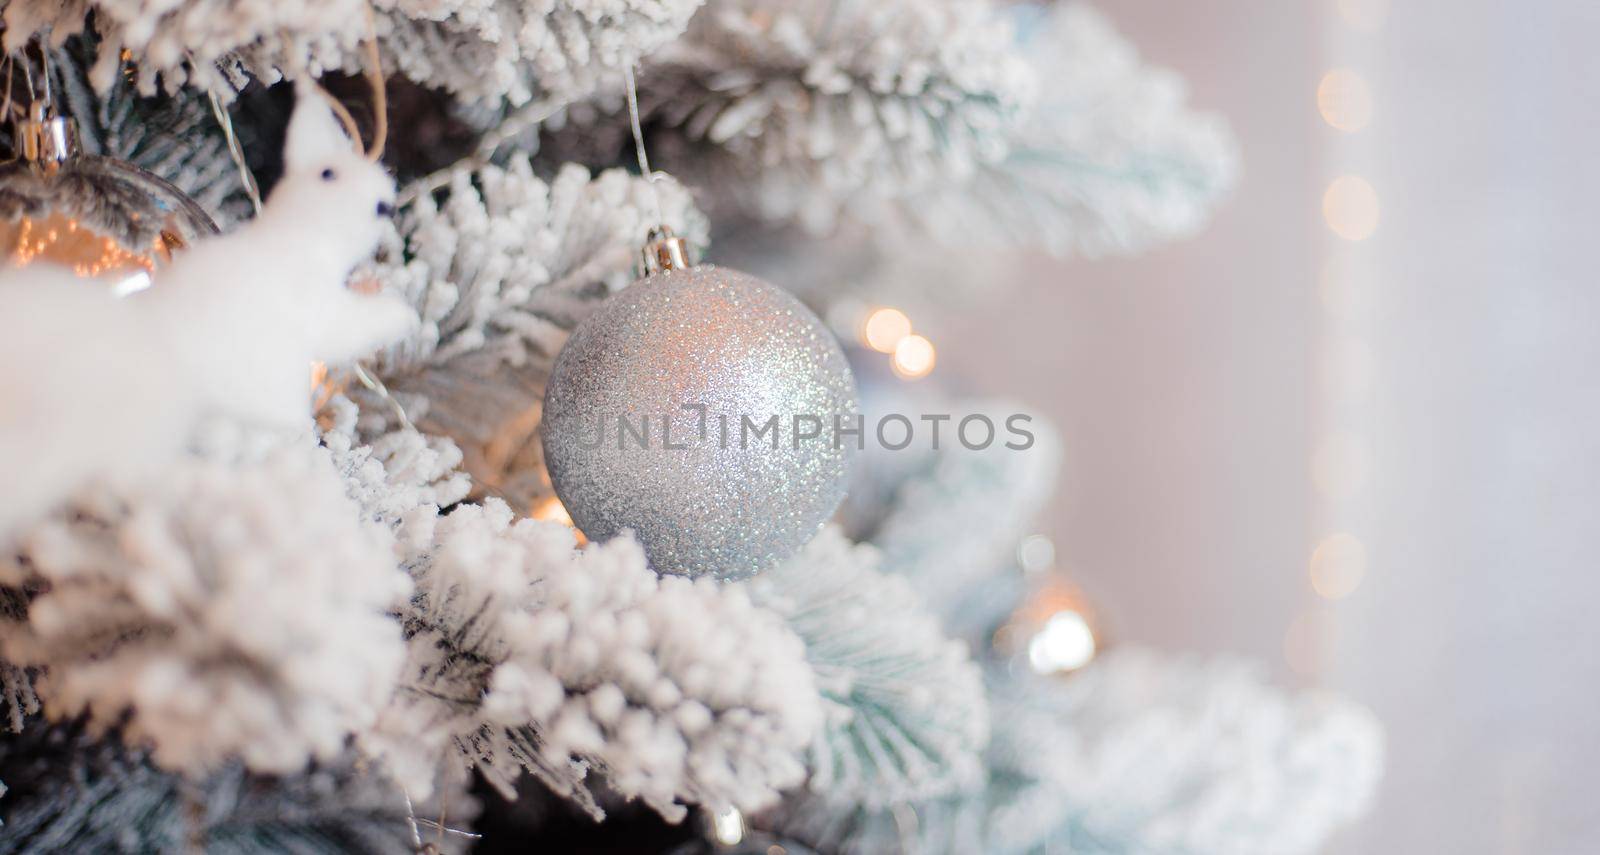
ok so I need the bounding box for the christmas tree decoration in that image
[0,85,415,542]
[0,2,1389,853]
[0,101,218,295]
[40,34,259,228]
[541,227,858,581]
[362,160,707,507]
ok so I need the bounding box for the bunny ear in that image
[284,81,354,170]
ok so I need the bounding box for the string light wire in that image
[206,88,264,215]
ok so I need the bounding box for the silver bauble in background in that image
[0,105,217,295]
[541,234,857,581]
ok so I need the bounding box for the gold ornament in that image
[0,102,217,294]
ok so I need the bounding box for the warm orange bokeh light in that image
[1317,69,1373,132]
[1310,532,1368,599]
[534,496,576,527]
[1323,175,1380,240]
[862,307,913,353]
[891,334,936,379]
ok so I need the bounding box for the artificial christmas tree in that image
[0,1,1380,852]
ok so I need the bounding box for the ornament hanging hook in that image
[14,34,56,115]
[640,224,691,275]
[621,59,665,228]
[35,38,52,113]
[621,58,693,274]
[10,38,77,172]
[18,45,35,111]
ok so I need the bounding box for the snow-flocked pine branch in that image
[0,427,410,777]
[1,0,370,95]
[367,160,705,505]
[0,718,476,854]
[317,399,826,823]
[380,0,707,107]
[34,35,258,226]
[747,527,988,808]
[365,499,822,823]
[612,0,1032,234]
[3,0,703,108]
[863,400,1063,638]
[894,4,1240,257]
[774,650,1384,855]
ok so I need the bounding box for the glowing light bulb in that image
[892,334,936,379]
[710,806,745,846]
[862,307,912,353]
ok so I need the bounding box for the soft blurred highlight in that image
[941,0,1600,851]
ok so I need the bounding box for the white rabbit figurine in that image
[0,85,417,543]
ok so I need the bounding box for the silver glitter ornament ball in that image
[542,261,857,581]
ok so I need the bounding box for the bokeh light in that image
[862,307,912,353]
[892,334,936,379]
[996,579,1102,675]
[534,496,576,528]
[710,806,745,845]
[1317,69,1373,132]
[1323,175,1380,240]
[1027,611,1098,674]
[1017,534,1057,574]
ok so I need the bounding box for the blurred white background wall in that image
[942,0,1600,851]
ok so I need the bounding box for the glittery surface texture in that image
[542,265,858,581]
